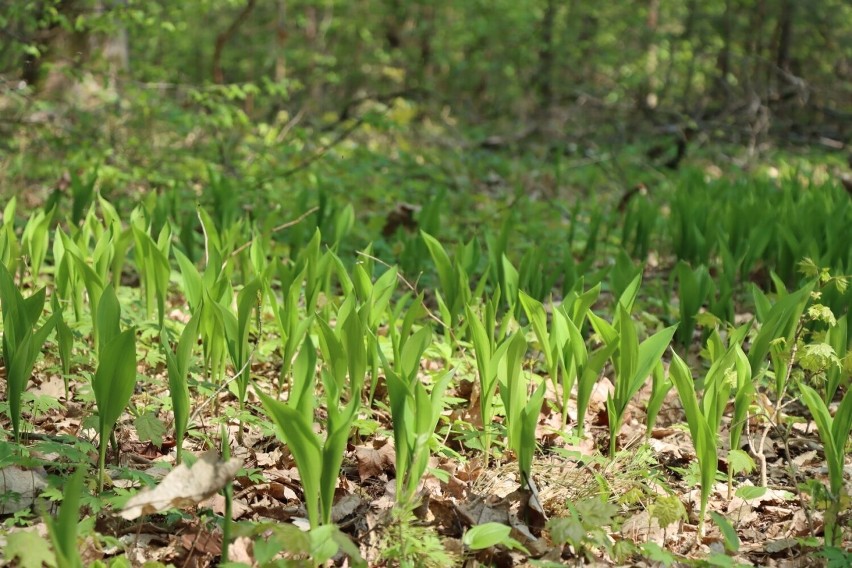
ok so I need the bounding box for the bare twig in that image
[752,325,801,487]
[212,0,258,84]
[227,206,319,262]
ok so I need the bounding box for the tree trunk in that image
[275,0,287,82]
[774,0,794,78]
[213,0,258,84]
[535,0,557,116]
[640,0,661,111]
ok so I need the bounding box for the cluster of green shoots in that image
[0,190,849,565]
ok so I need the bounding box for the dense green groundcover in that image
[0,151,849,565]
[1,1,851,564]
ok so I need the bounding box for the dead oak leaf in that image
[354,441,395,481]
[120,451,242,520]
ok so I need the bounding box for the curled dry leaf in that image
[354,440,395,481]
[120,451,243,520]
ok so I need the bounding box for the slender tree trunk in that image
[678,0,699,106]
[416,2,435,89]
[535,0,557,116]
[384,0,404,51]
[775,0,794,77]
[99,0,130,91]
[639,0,660,111]
[212,0,258,84]
[275,0,287,82]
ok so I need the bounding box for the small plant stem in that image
[221,425,233,563]
[189,352,254,425]
[98,435,108,493]
[781,424,815,537]
[754,327,800,487]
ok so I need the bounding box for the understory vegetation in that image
[1,1,852,567]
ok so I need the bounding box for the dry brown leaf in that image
[229,536,254,564]
[331,493,363,523]
[120,451,243,520]
[180,530,221,555]
[354,441,395,481]
[199,493,251,519]
[33,374,66,399]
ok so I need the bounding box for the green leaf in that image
[463,522,511,550]
[501,254,520,313]
[53,295,73,377]
[799,383,845,498]
[735,486,767,501]
[401,326,431,380]
[748,282,813,376]
[93,329,138,436]
[547,516,586,549]
[4,530,56,568]
[135,411,166,447]
[575,498,618,527]
[96,284,122,355]
[519,291,551,368]
[421,232,456,315]
[629,324,678,404]
[710,511,740,553]
[47,467,85,568]
[641,541,676,567]
[652,494,686,529]
[259,391,322,528]
[174,249,203,311]
[727,449,755,475]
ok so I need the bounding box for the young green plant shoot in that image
[0,262,57,443]
[590,303,677,456]
[162,311,201,464]
[91,285,138,492]
[669,340,747,540]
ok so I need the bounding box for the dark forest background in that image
[2,1,850,198]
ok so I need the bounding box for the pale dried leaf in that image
[0,467,48,514]
[120,451,242,520]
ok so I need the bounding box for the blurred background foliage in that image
[1,0,850,252]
